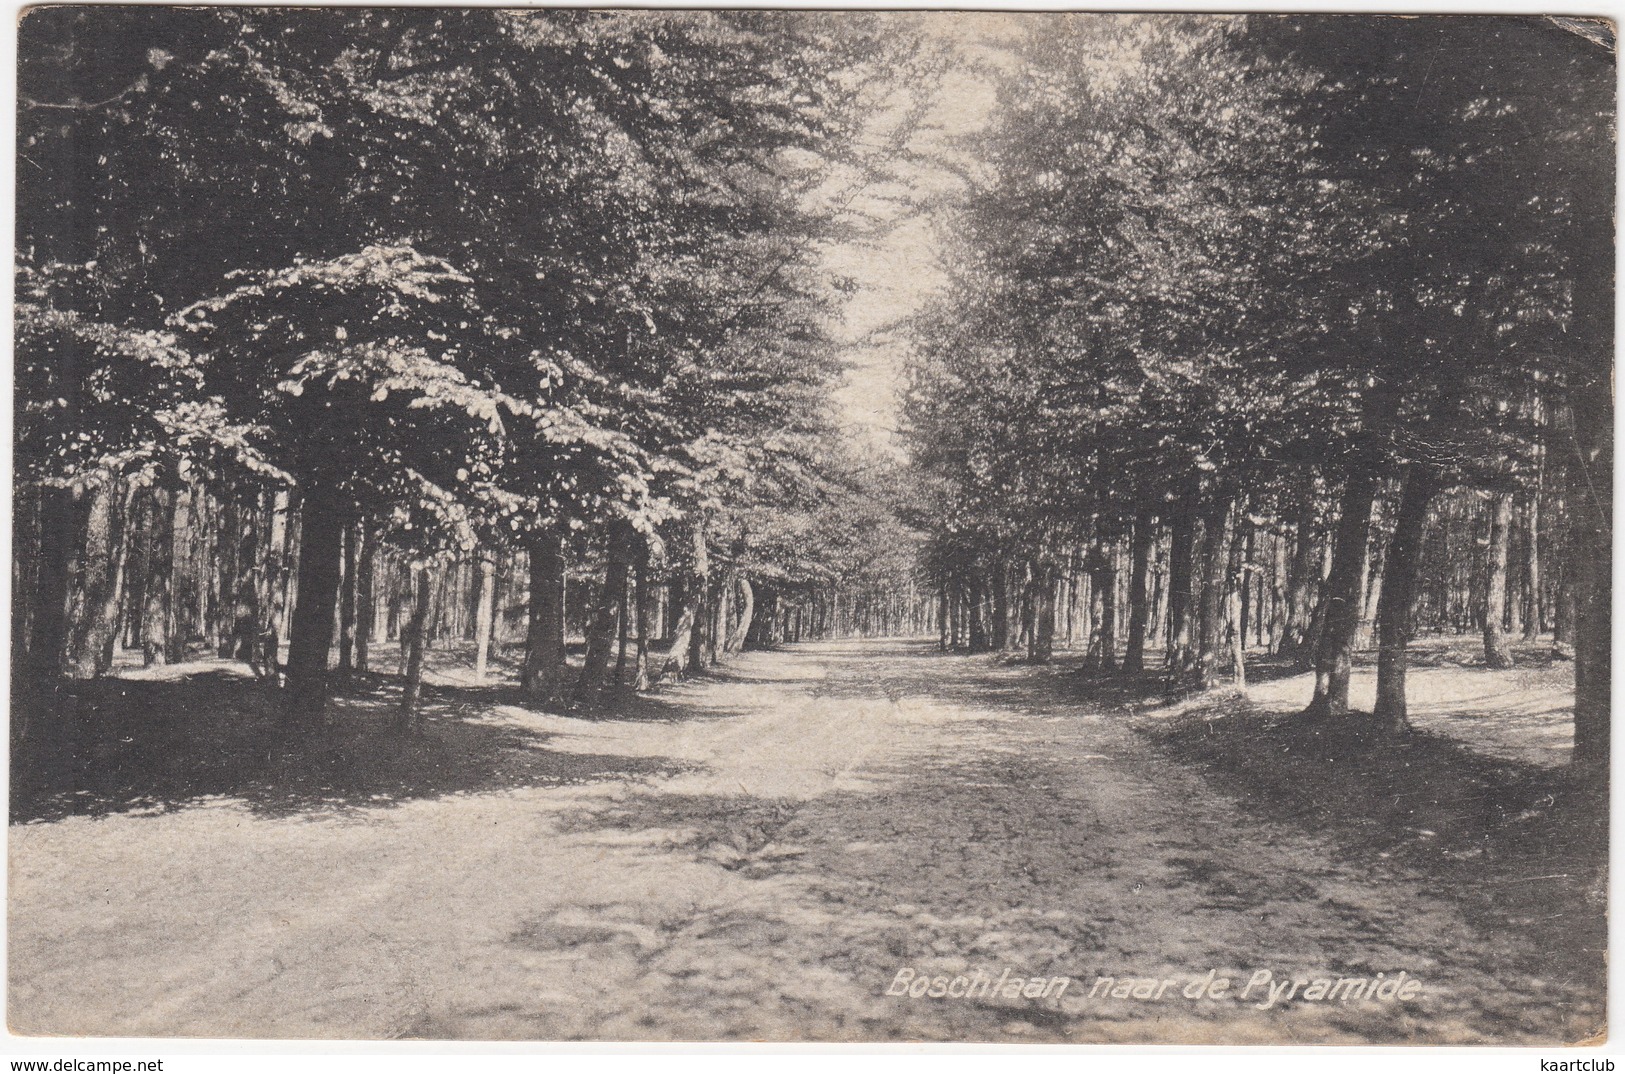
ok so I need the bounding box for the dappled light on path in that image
[9,639,1601,1042]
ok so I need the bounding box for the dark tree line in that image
[902,16,1612,768]
[15,8,934,731]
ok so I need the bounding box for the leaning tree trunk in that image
[661,602,700,680]
[1481,491,1516,670]
[1123,509,1155,674]
[1304,466,1379,719]
[1372,465,1439,731]
[521,530,567,700]
[282,481,348,723]
[724,576,754,654]
[661,523,710,681]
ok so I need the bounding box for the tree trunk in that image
[990,564,1010,651]
[691,580,712,669]
[65,477,127,680]
[1482,491,1515,670]
[260,491,292,679]
[194,490,218,653]
[122,493,149,657]
[1280,483,1319,658]
[1028,562,1056,664]
[1372,465,1438,731]
[704,568,725,668]
[26,484,77,680]
[746,584,776,649]
[662,602,700,680]
[521,530,567,700]
[1123,509,1155,675]
[354,524,375,673]
[614,580,632,684]
[1568,404,1611,770]
[1196,495,1235,690]
[1166,492,1197,670]
[101,484,136,674]
[1521,484,1543,641]
[1304,467,1379,718]
[1268,527,1288,651]
[213,497,239,657]
[1224,507,1247,689]
[141,482,177,667]
[577,529,632,701]
[967,571,989,652]
[1554,563,1576,646]
[225,497,261,664]
[1239,528,1252,652]
[634,557,654,689]
[1297,536,1333,672]
[337,518,360,679]
[1149,561,1167,651]
[1099,543,1119,671]
[282,481,347,723]
[399,565,432,723]
[662,524,710,681]
[473,552,496,683]
[725,577,755,653]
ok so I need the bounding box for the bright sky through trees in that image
[826,16,1010,451]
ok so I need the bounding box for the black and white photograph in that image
[8,5,1615,1050]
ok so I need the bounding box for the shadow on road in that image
[9,669,692,824]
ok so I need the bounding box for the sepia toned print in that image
[10,8,1611,1044]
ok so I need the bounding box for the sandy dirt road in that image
[9,639,1600,1043]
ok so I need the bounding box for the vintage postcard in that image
[9,7,1613,1049]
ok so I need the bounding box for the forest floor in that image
[9,636,1605,1044]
